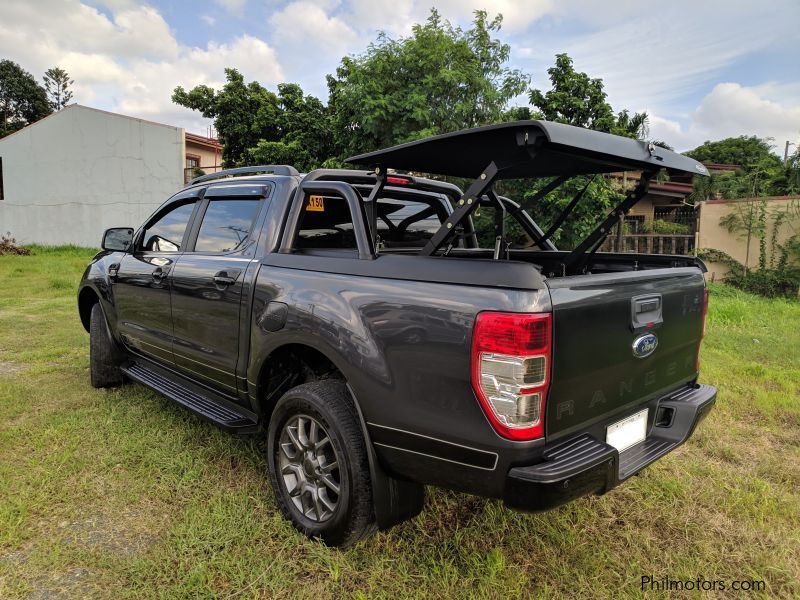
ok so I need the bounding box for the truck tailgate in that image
[545,267,706,441]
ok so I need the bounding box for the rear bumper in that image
[504,384,717,512]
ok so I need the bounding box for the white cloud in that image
[269,2,357,56]
[214,0,247,17]
[116,35,284,119]
[0,0,283,133]
[338,0,554,36]
[552,0,799,114]
[201,15,216,26]
[648,83,800,152]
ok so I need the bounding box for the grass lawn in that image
[0,247,798,599]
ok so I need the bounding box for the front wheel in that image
[266,381,376,547]
[89,303,124,388]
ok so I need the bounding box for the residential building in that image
[0,105,220,247]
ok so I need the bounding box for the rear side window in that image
[376,198,446,248]
[141,201,196,252]
[296,196,358,250]
[194,199,261,253]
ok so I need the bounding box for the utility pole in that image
[785,141,796,164]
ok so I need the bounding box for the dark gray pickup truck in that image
[78,121,716,546]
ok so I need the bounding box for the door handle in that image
[108,263,120,280]
[152,267,169,282]
[213,269,241,287]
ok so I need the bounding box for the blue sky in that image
[3,0,799,152]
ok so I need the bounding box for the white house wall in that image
[0,105,184,247]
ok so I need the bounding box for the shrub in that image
[724,270,800,299]
[640,219,691,235]
[0,233,32,256]
[698,247,799,299]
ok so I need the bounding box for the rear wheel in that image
[266,381,376,547]
[89,303,124,388]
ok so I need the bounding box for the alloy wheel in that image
[278,414,342,522]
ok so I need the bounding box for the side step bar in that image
[122,361,260,433]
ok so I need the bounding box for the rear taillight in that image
[471,312,552,441]
[697,287,709,371]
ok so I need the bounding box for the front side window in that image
[194,199,261,253]
[141,201,196,252]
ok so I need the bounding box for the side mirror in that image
[102,227,134,251]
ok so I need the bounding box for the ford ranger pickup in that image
[77,120,716,547]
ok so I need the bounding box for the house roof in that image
[185,132,222,150]
[346,120,709,179]
[0,104,182,144]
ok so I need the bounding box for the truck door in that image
[113,198,200,364]
[169,184,269,396]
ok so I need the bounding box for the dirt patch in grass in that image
[0,361,26,376]
[55,509,163,557]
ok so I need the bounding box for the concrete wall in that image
[697,196,800,279]
[0,105,184,247]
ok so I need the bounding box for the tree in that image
[246,83,337,171]
[0,60,51,138]
[173,68,281,166]
[327,9,529,156]
[42,66,74,110]
[687,136,798,198]
[686,136,781,169]
[529,53,615,132]
[173,70,336,170]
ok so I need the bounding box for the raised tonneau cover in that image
[345,120,709,179]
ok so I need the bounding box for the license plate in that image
[606,409,648,452]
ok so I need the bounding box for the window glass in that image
[194,199,261,253]
[375,198,446,249]
[141,201,196,252]
[297,196,358,250]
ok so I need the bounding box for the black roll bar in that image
[562,171,654,274]
[279,180,375,260]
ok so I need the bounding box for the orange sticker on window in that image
[306,195,325,211]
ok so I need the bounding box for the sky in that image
[2,0,799,153]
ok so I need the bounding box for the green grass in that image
[1,249,798,599]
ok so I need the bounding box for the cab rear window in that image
[296,195,448,251]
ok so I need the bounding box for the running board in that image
[121,361,260,433]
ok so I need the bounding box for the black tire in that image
[89,303,124,388]
[266,380,376,547]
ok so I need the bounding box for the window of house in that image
[186,155,200,169]
[624,215,646,234]
[141,201,197,252]
[194,199,262,253]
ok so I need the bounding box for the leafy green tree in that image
[529,53,615,132]
[327,9,529,156]
[686,136,781,169]
[687,136,797,198]
[173,68,281,166]
[0,60,51,138]
[246,83,337,171]
[173,70,336,170]
[42,66,74,110]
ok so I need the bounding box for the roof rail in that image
[188,165,299,186]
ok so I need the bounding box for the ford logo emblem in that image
[632,333,658,358]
